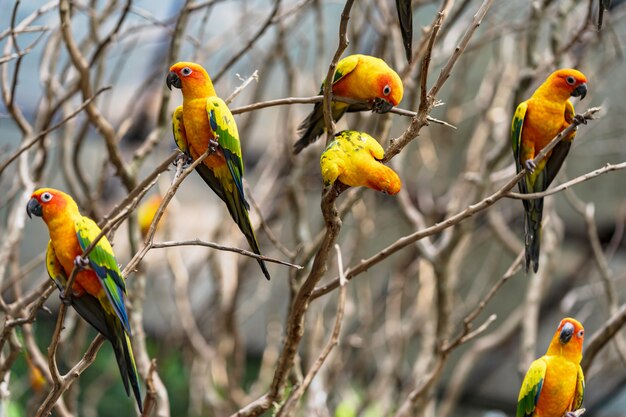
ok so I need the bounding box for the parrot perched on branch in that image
[26,188,142,411]
[320,130,401,194]
[166,61,270,280]
[293,54,404,154]
[511,68,588,273]
[517,317,585,417]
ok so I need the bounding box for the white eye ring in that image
[181,67,192,77]
[383,85,391,96]
[41,192,53,202]
[577,329,584,337]
[566,76,576,85]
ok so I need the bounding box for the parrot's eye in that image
[577,329,584,338]
[383,85,391,96]
[566,76,576,85]
[41,192,53,202]
[181,67,192,77]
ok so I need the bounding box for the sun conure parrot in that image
[293,54,404,154]
[137,194,163,238]
[517,318,585,417]
[320,130,401,194]
[26,188,142,411]
[511,68,588,273]
[166,61,270,280]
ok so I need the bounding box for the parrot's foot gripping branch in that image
[525,159,537,173]
[573,113,588,125]
[74,255,90,270]
[58,290,73,306]
[208,138,219,154]
[174,152,193,168]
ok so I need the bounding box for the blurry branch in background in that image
[274,244,348,417]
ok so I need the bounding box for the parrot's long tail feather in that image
[109,318,143,412]
[293,102,349,154]
[294,103,326,154]
[524,197,543,273]
[224,190,271,280]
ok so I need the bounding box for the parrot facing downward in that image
[294,54,404,154]
[320,130,401,194]
[27,188,142,411]
[511,68,588,273]
[166,61,270,280]
[517,318,585,417]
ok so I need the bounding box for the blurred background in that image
[1,0,626,416]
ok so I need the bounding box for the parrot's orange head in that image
[548,69,588,100]
[27,188,76,224]
[372,70,404,113]
[547,317,584,362]
[556,317,584,345]
[167,61,216,98]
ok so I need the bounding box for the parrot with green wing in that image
[27,188,142,411]
[320,130,401,194]
[511,68,588,273]
[517,317,585,417]
[294,54,403,154]
[167,61,270,280]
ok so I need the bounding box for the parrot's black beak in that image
[571,83,587,100]
[26,198,42,219]
[166,71,181,90]
[372,98,394,114]
[559,321,575,344]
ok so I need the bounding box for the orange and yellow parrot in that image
[166,62,270,280]
[320,130,401,194]
[27,188,142,411]
[511,69,588,272]
[517,318,585,417]
[294,54,404,154]
[137,194,163,238]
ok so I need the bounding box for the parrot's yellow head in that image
[547,317,585,362]
[545,68,588,101]
[167,61,216,99]
[27,188,78,224]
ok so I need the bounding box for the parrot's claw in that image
[208,139,219,154]
[525,159,536,173]
[573,113,587,125]
[174,152,193,168]
[73,256,89,270]
[59,290,73,306]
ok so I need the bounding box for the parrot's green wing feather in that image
[75,217,131,335]
[205,96,270,280]
[45,241,113,340]
[573,364,585,411]
[206,96,248,210]
[517,358,546,417]
[315,55,360,94]
[172,105,189,154]
[332,55,359,85]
